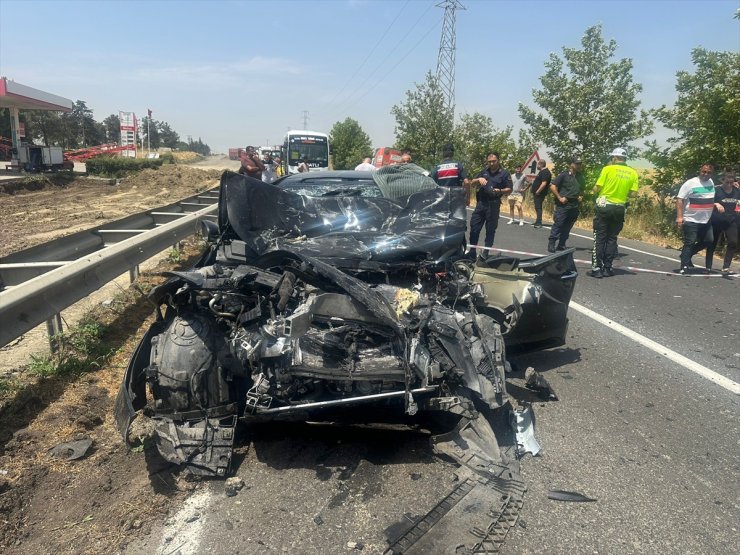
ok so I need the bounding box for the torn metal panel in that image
[513,406,541,457]
[385,466,526,554]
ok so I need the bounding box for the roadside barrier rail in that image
[0,188,219,349]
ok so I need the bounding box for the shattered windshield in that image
[280,176,382,198]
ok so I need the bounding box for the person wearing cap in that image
[589,147,639,278]
[676,163,716,274]
[507,166,529,226]
[547,157,585,253]
[431,143,469,188]
[469,151,513,257]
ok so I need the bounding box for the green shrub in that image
[159,152,175,165]
[28,318,116,378]
[86,156,164,178]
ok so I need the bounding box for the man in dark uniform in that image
[469,151,513,258]
[431,143,468,187]
[531,159,552,228]
[547,157,585,252]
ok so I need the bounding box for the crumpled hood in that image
[218,172,467,267]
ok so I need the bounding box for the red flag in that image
[147,108,152,118]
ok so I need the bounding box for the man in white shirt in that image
[354,157,377,171]
[676,163,715,274]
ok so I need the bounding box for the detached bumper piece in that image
[152,406,238,477]
[385,466,526,554]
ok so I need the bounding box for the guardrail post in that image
[46,313,63,353]
[129,265,140,283]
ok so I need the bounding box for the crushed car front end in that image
[115,170,577,480]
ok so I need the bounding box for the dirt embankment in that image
[0,163,224,258]
[0,240,209,554]
[0,162,235,553]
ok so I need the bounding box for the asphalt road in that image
[126,213,739,555]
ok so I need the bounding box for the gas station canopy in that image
[1,78,74,169]
[0,77,73,112]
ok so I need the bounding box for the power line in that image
[326,0,411,107]
[332,1,436,115]
[350,15,443,107]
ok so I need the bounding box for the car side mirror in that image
[199,219,220,242]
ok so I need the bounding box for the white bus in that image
[282,130,331,174]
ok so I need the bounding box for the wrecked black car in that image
[114,165,577,550]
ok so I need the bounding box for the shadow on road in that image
[509,346,582,374]
[246,421,438,482]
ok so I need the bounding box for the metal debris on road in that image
[513,406,541,457]
[547,489,597,502]
[524,367,558,400]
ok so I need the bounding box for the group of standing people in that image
[426,142,736,274]
[237,146,284,183]
[677,164,738,274]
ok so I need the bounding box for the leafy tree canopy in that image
[157,121,180,150]
[518,24,653,171]
[392,71,453,169]
[102,114,121,144]
[329,117,372,170]
[645,47,740,195]
[453,112,537,176]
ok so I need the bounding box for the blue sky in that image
[0,0,737,156]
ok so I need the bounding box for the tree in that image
[391,71,453,169]
[453,112,537,175]
[329,117,372,170]
[518,24,653,171]
[157,121,180,149]
[24,110,65,146]
[188,137,211,156]
[68,100,105,147]
[102,114,121,144]
[140,116,161,149]
[645,48,740,195]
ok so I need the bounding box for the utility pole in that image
[302,111,309,130]
[436,0,465,125]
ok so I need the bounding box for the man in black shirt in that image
[468,151,513,257]
[547,158,585,252]
[531,159,552,228]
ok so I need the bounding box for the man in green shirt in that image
[589,148,639,278]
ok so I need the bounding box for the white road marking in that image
[470,245,736,278]
[156,486,213,554]
[568,301,740,395]
[566,230,678,262]
[465,206,735,270]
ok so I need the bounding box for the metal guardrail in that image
[0,192,218,349]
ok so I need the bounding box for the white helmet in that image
[609,147,627,158]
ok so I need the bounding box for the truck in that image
[18,145,65,171]
[228,148,245,160]
[373,147,403,168]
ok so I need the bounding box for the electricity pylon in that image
[436,0,465,123]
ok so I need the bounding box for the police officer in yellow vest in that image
[589,148,639,278]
